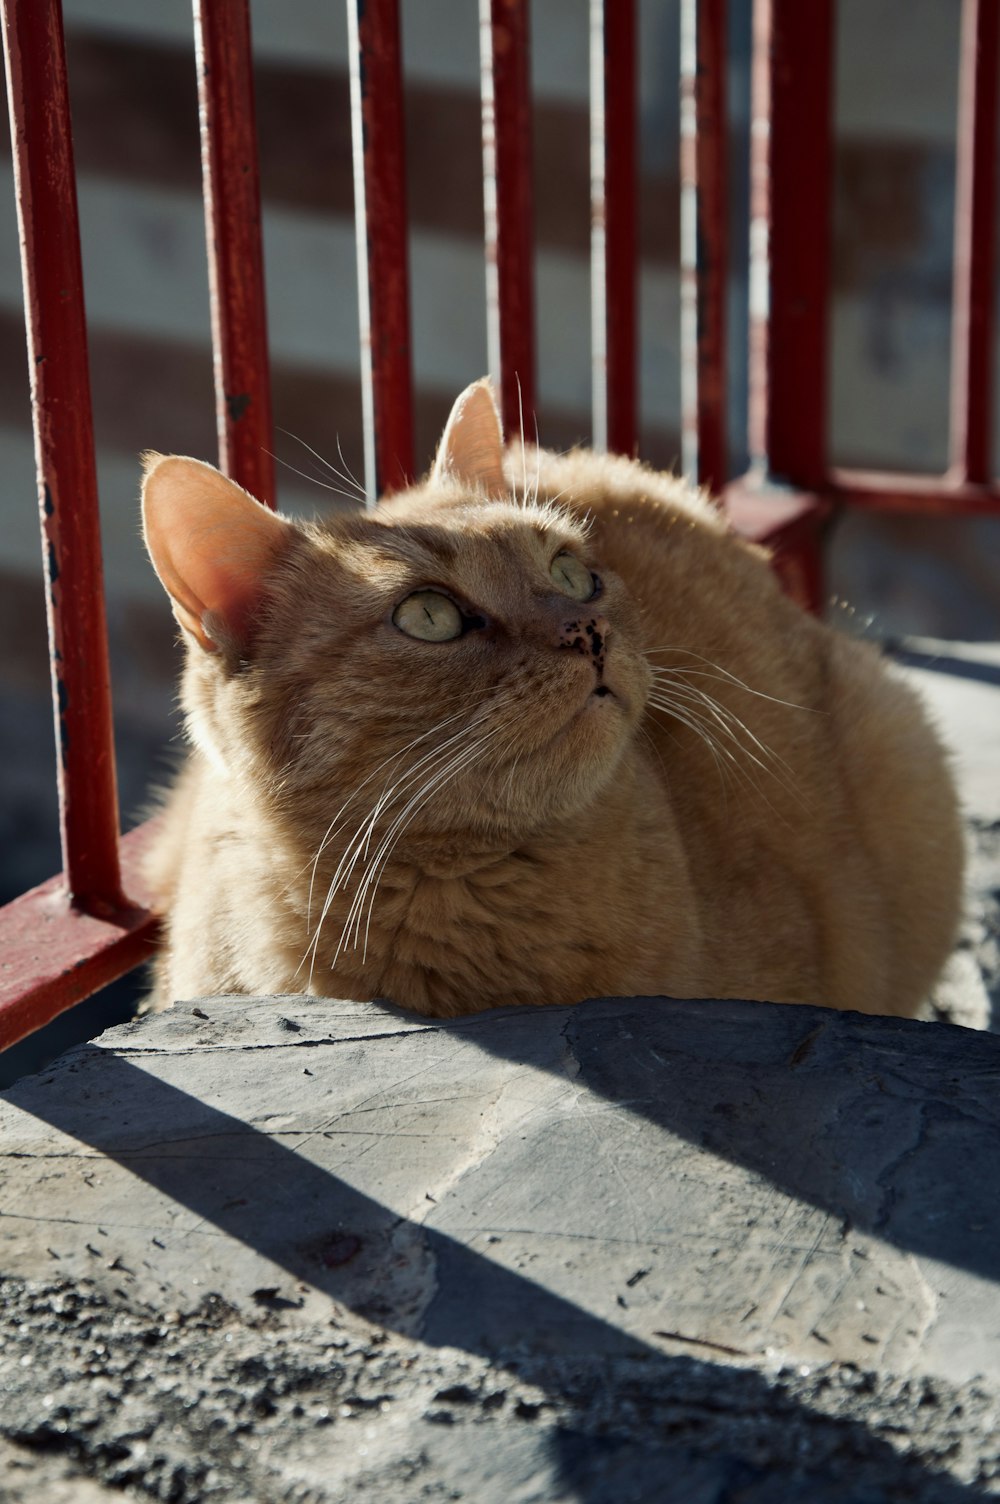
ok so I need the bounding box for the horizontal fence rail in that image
[1,0,999,1048]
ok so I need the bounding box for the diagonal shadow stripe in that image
[449,996,1000,1288]
[2,1022,993,1502]
[4,1046,648,1360]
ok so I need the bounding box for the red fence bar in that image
[589,0,637,455]
[745,0,834,488]
[1,0,124,914]
[949,0,1000,485]
[194,0,275,506]
[725,0,834,613]
[348,0,414,499]
[679,0,728,493]
[480,0,536,441]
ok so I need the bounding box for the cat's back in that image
[520,444,964,1016]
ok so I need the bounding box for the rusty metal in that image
[680,0,728,492]
[590,0,637,456]
[194,0,275,506]
[949,0,1000,485]
[481,0,537,441]
[1,0,126,915]
[348,0,414,498]
[0,827,159,1052]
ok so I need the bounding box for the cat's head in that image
[142,380,651,842]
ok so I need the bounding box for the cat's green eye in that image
[550,552,596,601]
[393,590,464,642]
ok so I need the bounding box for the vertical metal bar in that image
[1,0,124,915]
[590,0,637,455]
[480,0,536,441]
[949,0,999,484]
[348,0,414,500]
[194,0,275,507]
[680,0,728,493]
[747,0,834,489]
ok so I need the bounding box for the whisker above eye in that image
[276,426,367,500]
[264,447,362,504]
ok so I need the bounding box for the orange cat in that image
[141,379,963,1017]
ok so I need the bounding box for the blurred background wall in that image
[1,0,998,1070]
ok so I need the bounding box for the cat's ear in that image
[141,454,292,654]
[430,378,506,497]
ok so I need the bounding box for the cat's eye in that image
[550,552,597,601]
[393,590,464,642]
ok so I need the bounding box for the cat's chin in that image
[548,679,630,751]
[510,688,634,817]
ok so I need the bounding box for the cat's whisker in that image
[646,692,735,795]
[302,715,479,981]
[648,683,768,780]
[303,704,475,935]
[276,426,367,501]
[650,671,795,781]
[651,670,807,811]
[343,725,509,965]
[335,433,366,498]
[643,647,818,714]
[366,714,528,925]
[264,447,362,504]
[300,683,498,897]
[517,373,528,503]
[305,717,492,981]
[304,698,504,980]
[646,688,791,824]
[352,716,523,951]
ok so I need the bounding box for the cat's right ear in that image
[430,378,506,496]
[141,454,292,654]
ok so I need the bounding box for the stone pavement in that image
[0,640,998,1503]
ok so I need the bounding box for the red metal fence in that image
[1,0,998,1049]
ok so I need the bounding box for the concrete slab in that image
[3,995,1000,1501]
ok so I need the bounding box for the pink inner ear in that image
[432,379,507,496]
[142,455,291,652]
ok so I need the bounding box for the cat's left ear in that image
[431,378,506,497]
[142,454,293,654]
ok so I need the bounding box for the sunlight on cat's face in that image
[267,497,652,839]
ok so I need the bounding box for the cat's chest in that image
[330,849,621,1013]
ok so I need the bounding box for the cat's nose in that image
[558,614,611,668]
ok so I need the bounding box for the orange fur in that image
[141,380,964,1017]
